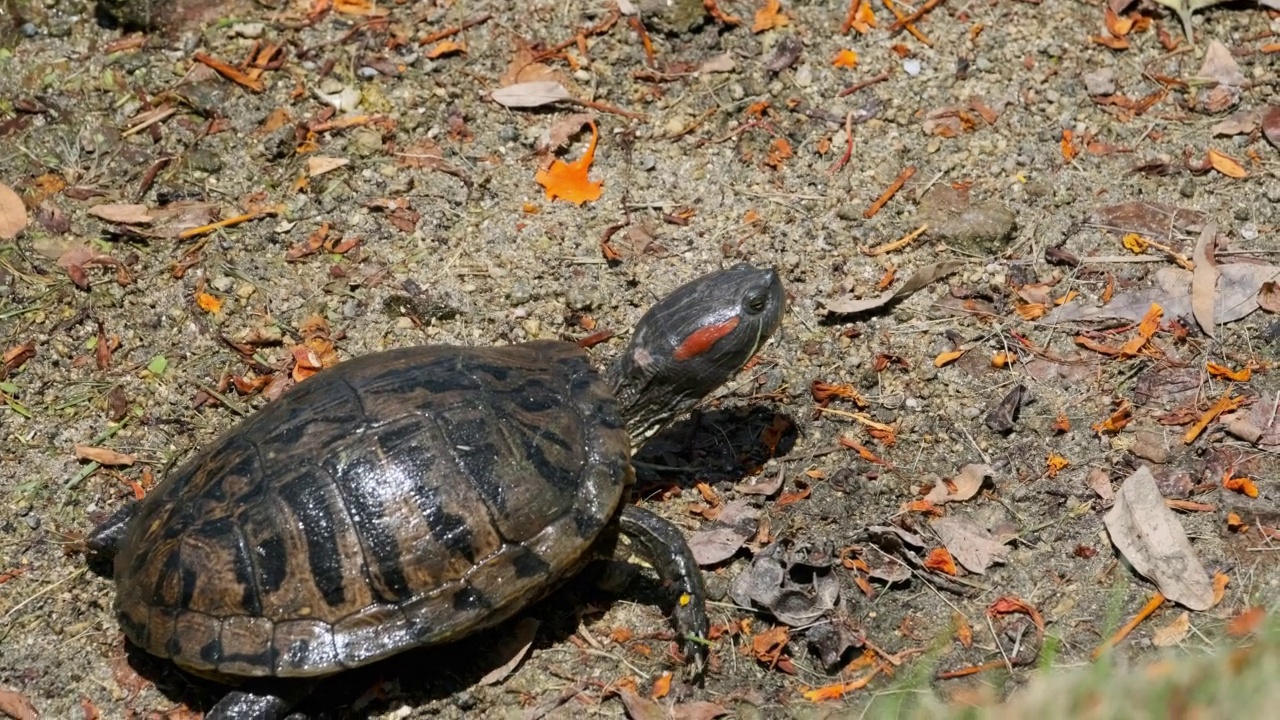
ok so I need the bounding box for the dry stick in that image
[863,165,916,219]
[881,0,932,45]
[532,7,620,61]
[837,69,891,97]
[826,111,855,176]
[193,52,265,91]
[178,205,283,241]
[418,13,492,45]
[864,223,928,256]
[566,98,645,120]
[1092,592,1165,661]
[889,0,948,32]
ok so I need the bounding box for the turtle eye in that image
[746,293,769,314]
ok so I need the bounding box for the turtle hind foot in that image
[207,689,303,720]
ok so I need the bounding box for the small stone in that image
[24,514,41,530]
[236,282,256,299]
[522,318,541,337]
[507,282,532,306]
[211,276,234,293]
[903,59,921,76]
[356,66,379,80]
[1083,68,1116,96]
[565,286,594,311]
[1130,432,1170,464]
[230,22,264,38]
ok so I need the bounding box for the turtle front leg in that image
[617,505,710,672]
[207,689,302,720]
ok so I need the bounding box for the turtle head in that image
[607,262,785,448]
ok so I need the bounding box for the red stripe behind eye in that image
[673,316,741,361]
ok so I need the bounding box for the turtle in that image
[86,262,785,719]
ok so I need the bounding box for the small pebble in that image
[357,66,379,80]
[903,59,921,76]
[20,22,38,37]
[211,276,235,293]
[24,514,41,530]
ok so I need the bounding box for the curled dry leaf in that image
[730,539,839,626]
[490,81,571,108]
[689,527,750,566]
[0,181,27,240]
[1104,466,1214,610]
[923,464,993,504]
[74,444,136,466]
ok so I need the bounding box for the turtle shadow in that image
[633,403,799,490]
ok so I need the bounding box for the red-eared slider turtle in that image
[87,263,785,718]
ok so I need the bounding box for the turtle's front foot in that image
[617,504,710,675]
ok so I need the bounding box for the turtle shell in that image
[112,340,631,678]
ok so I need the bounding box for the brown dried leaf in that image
[1194,40,1245,88]
[671,702,730,720]
[1104,466,1214,610]
[923,464,993,504]
[689,526,749,566]
[930,515,1010,574]
[1259,282,1280,313]
[822,260,965,315]
[74,444,136,466]
[87,203,153,224]
[1190,222,1218,338]
[477,617,538,685]
[618,689,666,720]
[1263,106,1280,148]
[0,688,38,720]
[536,113,594,155]
[1151,611,1192,647]
[490,81,570,108]
[0,181,27,240]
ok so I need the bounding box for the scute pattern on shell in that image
[112,340,631,678]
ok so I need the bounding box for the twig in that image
[418,13,492,45]
[826,111,855,176]
[838,69,891,97]
[889,0,948,32]
[863,166,916,218]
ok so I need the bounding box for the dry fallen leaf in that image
[74,444,136,466]
[1104,466,1214,610]
[0,181,29,240]
[1190,222,1219,338]
[535,120,603,205]
[833,49,858,68]
[752,0,789,33]
[477,617,538,685]
[931,515,1010,574]
[307,156,350,177]
[1263,106,1280,148]
[1151,611,1192,647]
[923,464,992,504]
[0,688,38,720]
[87,203,153,224]
[490,81,571,109]
[1206,149,1247,178]
[822,259,965,315]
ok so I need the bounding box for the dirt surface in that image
[2,0,1280,717]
